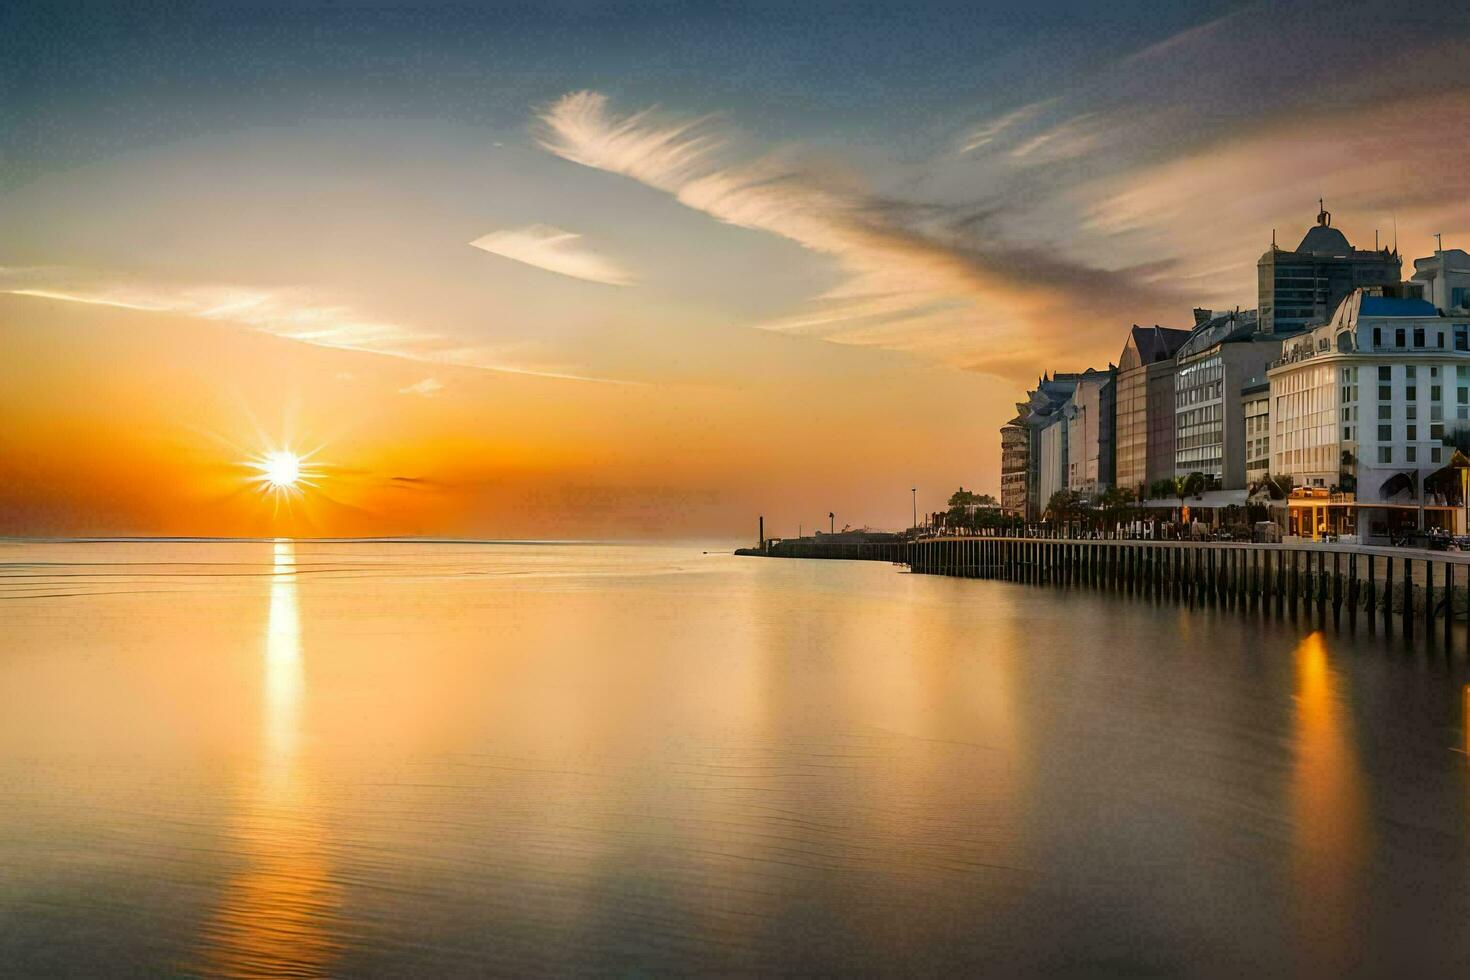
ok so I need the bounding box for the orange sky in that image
[6,2,1470,538]
[0,294,1004,538]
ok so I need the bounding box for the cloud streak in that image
[1,270,642,385]
[469,223,633,285]
[538,90,1182,378]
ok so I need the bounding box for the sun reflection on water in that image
[195,540,341,978]
[1289,631,1367,973]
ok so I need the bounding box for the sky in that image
[4,0,1470,538]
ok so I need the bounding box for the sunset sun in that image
[263,451,300,488]
[246,448,320,495]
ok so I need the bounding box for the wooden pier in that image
[906,535,1470,650]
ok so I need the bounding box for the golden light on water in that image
[195,540,341,976]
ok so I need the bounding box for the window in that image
[1380,385,1393,401]
[1343,427,1352,441]
[1379,366,1392,381]
[1407,424,1417,440]
[1414,327,1425,347]
[1432,423,1445,439]
[1460,366,1469,381]
[1431,366,1440,378]
[1432,385,1442,401]
[1432,447,1442,464]
[1378,404,1391,420]
[1378,424,1392,441]
[1407,386,1417,400]
[1407,446,1418,463]
[1460,387,1469,404]
[1396,328,1406,347]
[1407,405,1417,420]
[1458,326,1469,351]
[1380,446,1393,464]
[1375,327,1384,347]
[1407,366,1417,380]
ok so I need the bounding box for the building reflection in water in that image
[196,540,341,977]
[1289,630,1367,973]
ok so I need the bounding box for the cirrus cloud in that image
[469,223,633,286]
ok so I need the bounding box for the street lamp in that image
[829,512,835,534]
[911,487,917,532]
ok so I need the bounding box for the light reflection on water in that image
[1289,631,1367,975]
[195,540,341,978]
[1,541,1468,976]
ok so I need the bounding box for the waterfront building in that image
[1001,373,1082,520]
[1411,247,1470,313]
[1062,366,1117,499]
[1268,282,1470,540]
[1173,309,1283,490]
[1257,201,1401,334]
[999,422,1028,516]
[1116,324,1192,494]
[1036,412,1068,508]
[1241,379,1270,487]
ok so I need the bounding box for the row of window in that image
[1370,325,1469,351]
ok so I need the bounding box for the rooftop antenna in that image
[1393,213,1398,255]
[1435,232,1443,253]
[1317,197,1331,227]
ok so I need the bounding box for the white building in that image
[1268,285,1470,541]
[1411,248,1470,314]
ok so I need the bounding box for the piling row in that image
[908,536,1468,650]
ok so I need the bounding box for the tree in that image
[1099,485,1134,529]
[1045,489,1082,521]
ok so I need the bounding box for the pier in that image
[907,535,1470,650]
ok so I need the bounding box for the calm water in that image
[2,540,1469,977]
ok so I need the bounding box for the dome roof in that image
[1297,223,1352,256]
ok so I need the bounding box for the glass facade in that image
[1175,355,1224,479]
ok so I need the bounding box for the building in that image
[1257,201,1401,334]
[1115,324,1192,494]
[1000,373,1082,520]
[1411,247,1470,313]
[1173,309,1284,489]
[1241,379,1270,487]
[1268,283,1470,540]
[999,422,1029,517]
[1062,366,1117,499]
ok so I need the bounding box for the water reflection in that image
[1289,631,1367,972]
[196,540,340,977]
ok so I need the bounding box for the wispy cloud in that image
[469,223,633,285]
[1008,113,1105,165]
[1,271,642,385]
[398,377,444,397]
[537,90,1181,377]
[956,99,1053,154]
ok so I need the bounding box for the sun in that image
[262,451,301,489]
[246,447,322,497]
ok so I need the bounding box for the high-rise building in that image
[1115,324,1192,494]
[1000,373,1082,521]
[1268,279,1470,540]
[1173,309,1284,489]
[1257,201,1401,334]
